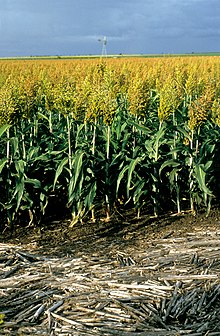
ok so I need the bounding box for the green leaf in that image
[68,152,85,205]
[0,158,8,174]
[0,124,10,138]
[176,126,191,140]
[10,137,19,156]
[153,124,166,160]
[14,181,25,212]
[37,111,50,122]
[133,180,146,204]
[116,165,129,196]
[127,157,141,198]
[50,150,65,156]
[53,157,68,190]
[204,160,213,171]
[194,164,212,196]
[33,154,50,162]
[128,120,151,134]
[72,151,84,191]
[15,160,25,175]
[159,159,180,177]
[27,147,39,160]
[84,181,97,210]
[25,178,41,189]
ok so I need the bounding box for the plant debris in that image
[0,217,220,336]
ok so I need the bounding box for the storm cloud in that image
[0,0,219,56]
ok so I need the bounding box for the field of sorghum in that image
[0,56,220,230]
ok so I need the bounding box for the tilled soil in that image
[0,209,220,335]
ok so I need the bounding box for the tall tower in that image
[98,36,107,57]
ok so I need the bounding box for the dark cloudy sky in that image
[0,0,219,57]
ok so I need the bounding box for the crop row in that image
[0,57,220,230]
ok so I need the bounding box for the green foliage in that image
[1,59,220,231]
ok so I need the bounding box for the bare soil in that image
[2,208,220,254]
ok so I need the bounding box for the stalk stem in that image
[91,119,97,222]
[67,115,72,174]
[189,129,194,212]
[49,110,53,133]
[105,125,111,220]
[21,133,26,160]
[6,128,10,162]
[173,112,181,213]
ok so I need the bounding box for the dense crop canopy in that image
[0,56,220,230]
